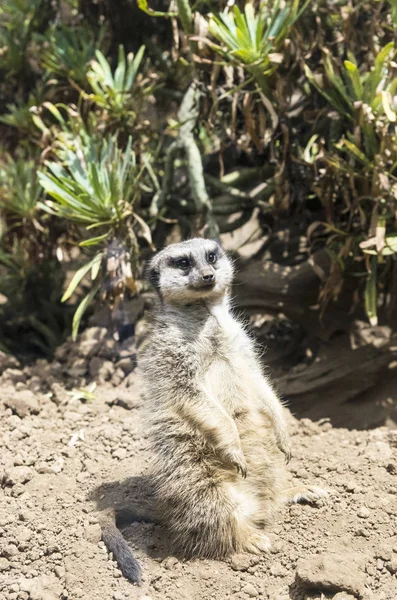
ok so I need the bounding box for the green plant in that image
[38,135,153,338]
[208,0,309,92]
[39,25,101,85]
[0,89,46,142]
[305,43,397,157]
[85,45,149,124]
[0,153,43,221]
[0,249,73,357]
[304,43,397,325]
[0,0,43,76]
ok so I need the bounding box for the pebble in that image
[296,552,365,596]
[230,554,252,571]
[0,557,10,571]
[112,448,127,460]
[83,522,102,544]
[4,390,40,417]
[162,556,179,569]
[3,467,33,486]
[241,583,259,597]
[375,544,392,561]
[386,557,397,574]
[1,544,19,558]
[357,506,370,519]
[270,561,288,577]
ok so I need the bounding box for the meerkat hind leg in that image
[229,487,272,554]
[283,485,330,504]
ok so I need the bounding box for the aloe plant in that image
[38,135,153,338]
[304,43,397,326]
[0,0,42,76]
[209,0,310,92]
[39,25,100,85]
[305,43,397,159]
[0,154,42,221]
[86,45,148,122]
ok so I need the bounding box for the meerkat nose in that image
[202,272,215,283]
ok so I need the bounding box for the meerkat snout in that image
[147,238,233,304]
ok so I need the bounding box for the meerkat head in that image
[147,238,233,305]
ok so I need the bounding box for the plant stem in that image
[159,81,219,239]
[176,0,194,35]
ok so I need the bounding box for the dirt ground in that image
[1,326,397,600]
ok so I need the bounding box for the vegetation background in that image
[0,0,397,416]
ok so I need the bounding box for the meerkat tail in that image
[100,515,142,584]
[283,485,330,504]
[99,501,159,585]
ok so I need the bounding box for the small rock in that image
[295,552,365,597]
[270,561,288,577]
[163,556,179,569]
[0,557,10,571]
[80,326,107,345]
[69,358,88,378]
[3,466,33,486]
[110,368,125,386]
[0,351,20,375]
[19,574,63,600]
[357,506,370,519]
[113,593,124,600]
[35,463,53,474]
[4,390,40,417]
[84,523,102,544]
[107,389,141,410]
[375,544,392,561]
[78,339,103,358]
[2,368,26,384]
[116,356,137,375]
[54,566,65,578]
[50,383,69,406]
[366,441,392,464]
[89,357,114,381]
[28,376,42,393]
[13,454,24,466]
[112,448,127,460]
[11,483,26,497]
[386,556,397,574]
[17,527,32,545]
[198,566,212,580]
[1,544,19,558]
[231,554,252,571]
[332,594,357,600]
[241,583,259,597]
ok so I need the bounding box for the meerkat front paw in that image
[225,447,247,478]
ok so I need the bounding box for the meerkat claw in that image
[236,463,247,478]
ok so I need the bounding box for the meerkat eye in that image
[175,257,190,270]
[208,252,217,264]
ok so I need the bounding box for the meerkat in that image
[100,238,327,584]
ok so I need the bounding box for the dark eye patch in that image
[172,256,191,270]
